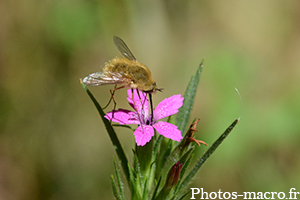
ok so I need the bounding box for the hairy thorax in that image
[103,57,156,92]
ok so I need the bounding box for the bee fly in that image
[82,36,162,125]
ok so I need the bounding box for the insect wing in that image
[82,71,131,86]
[113,36,136,61]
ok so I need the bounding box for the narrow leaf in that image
[145,161,156,196]
[133,153,143,199]
[153,135,163,158]
[174,149,194,195]
[111,175,121,200]
[81,81,129,183]
[133,152,142,184]
[175,59,204,133]
[127,162,136,196]
[178,118,239,192]
[176,190,191,200]
[142,178,149,200]
[113,157,125,200]
[155,138,173,179]
[178,147,194,177]
[151,177,162,200]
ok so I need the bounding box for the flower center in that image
[145,113,154,125]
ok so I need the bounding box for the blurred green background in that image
[1,0,300,199]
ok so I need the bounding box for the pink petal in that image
[154,94,184,120]
[127,89,149,117]
[153,121,183,142]
[134,125,154,146]
[105,109,140,125]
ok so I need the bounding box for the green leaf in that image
[158,138,194,186]
[145,161,156,198]
[133,152,143,199]
[155,138,173,179]
[142,177,149,200]
[151,177,162,200]
[80,81,130,183]
[174,148,194,195]
[136,137,154,175]
[177,118,239,192]
[127,163,136,196]
[111,175,121,200]
[176,190,191,200]
[178,147,194,177]
[175,59,204,133]
[133,152,142,185]
[153,135,163,159]
[113,157,125,200]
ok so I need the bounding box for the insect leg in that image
[103,85,118,109]
[107,85,125,119]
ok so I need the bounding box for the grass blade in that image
[80,80,129,183]
[175,59,204,133]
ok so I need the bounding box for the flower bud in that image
[165,161,182,190]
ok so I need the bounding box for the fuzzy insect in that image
[83,36,161,124]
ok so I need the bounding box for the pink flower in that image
[105,89,184,146]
